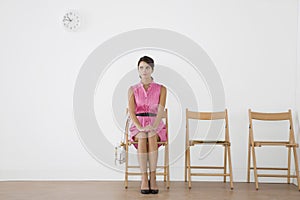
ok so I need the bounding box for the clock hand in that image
[63,18,71,22]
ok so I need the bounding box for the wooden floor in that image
[0,181,299,200]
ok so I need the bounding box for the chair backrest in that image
[186,110,227,120]
[248,109,295,142]
[250,110,291,121]
[186,108,229,141]
[163,109,168,137]
[158,109,169,141]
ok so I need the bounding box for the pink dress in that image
[129,81,167,148]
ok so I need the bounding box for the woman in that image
[128,56,167,194]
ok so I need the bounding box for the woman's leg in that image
[148,131,158,190]
[135,132,149,190]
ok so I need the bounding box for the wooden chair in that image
[185,108,233,189]
[247,109,300,190]
[123,109,170,189]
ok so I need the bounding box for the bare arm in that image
[128,87,143,131]
[152,85,167,130]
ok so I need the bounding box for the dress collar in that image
[139,80,154,93]
[139,80,154,87]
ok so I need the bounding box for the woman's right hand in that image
[138,125,153,132]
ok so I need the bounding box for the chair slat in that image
[251,111,290,121]
[187,110,226,120]
[191,173,231,177]
[258,174,298,178]
[190,140,229,146]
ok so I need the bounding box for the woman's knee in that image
[147,131,157,139]
[148,133,159,144]
[135,132,147,141]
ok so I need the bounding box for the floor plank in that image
[0,181,299,200]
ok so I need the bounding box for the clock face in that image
[63,11,80,31]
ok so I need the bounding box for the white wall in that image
[0,0,299,183]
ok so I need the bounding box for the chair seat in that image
[128,141,168,145]
[189,140,230,146]
[251,141,298,147]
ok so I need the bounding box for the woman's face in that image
[138,61,153,79]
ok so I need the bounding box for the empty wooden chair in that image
[247,109,300,190]
[123,108,170,189]
[185,108,233,189]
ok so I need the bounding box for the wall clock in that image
[62,10,80,31]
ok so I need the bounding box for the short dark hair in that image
[137,56,154,69]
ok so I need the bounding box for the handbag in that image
[114,142,125,165]
[114,114,130,165]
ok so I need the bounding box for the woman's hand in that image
[138,125,157,132]
[138,125,152,132]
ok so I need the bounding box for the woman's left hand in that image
[143,125,157,132]
[150,125,158,132]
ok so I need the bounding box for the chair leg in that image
[185,146,187,182]
[164,145,167,182]
[292,146,300,191]
[125,171,128,189]
[228,145,234,190]
[287,147,291,184]
[125,145,129,189]
[223,145,228,183]
[251,145,259,190]
[187,146,192,189]
[166,143,170,189]
[247,142,251,183]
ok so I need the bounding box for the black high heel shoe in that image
[140,181,150,194]
[149,180,159,194]
[151,189,159,194]
[140,189,150,194]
